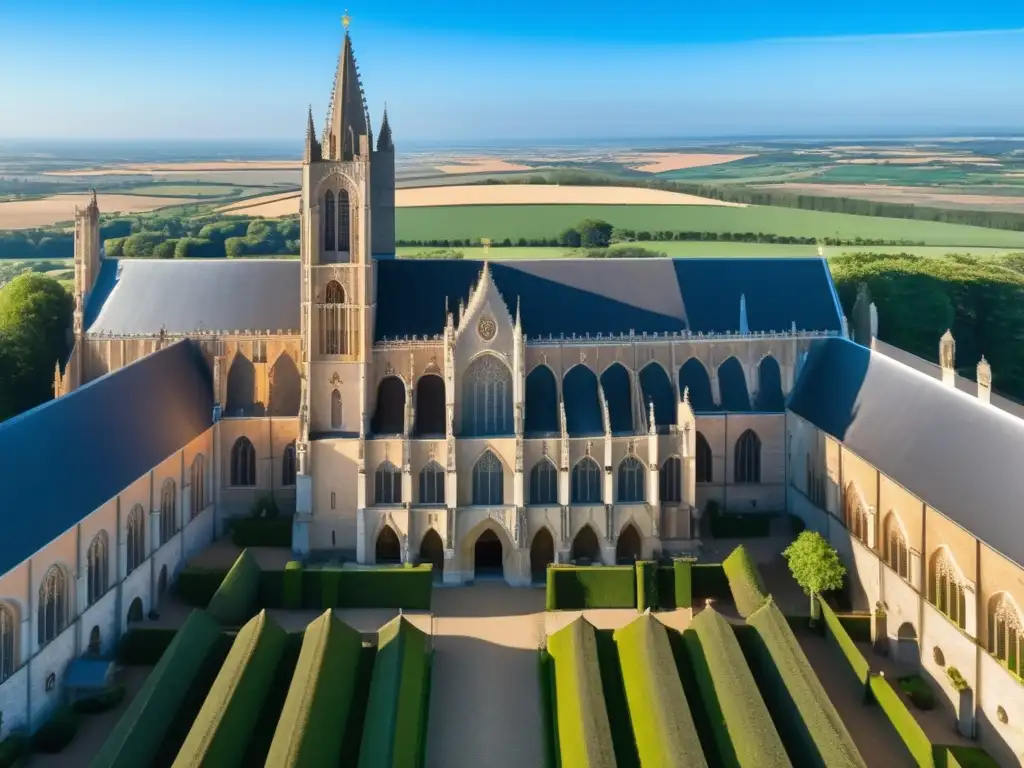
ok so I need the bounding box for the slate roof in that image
[374,257,843,341]
[85,259,300,336]
[788,337,1024,568]
[0,340,213,577]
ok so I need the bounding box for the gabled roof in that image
[374,257,843,341]
[788,337,1024,568]
[85,259,300,336]
[0,340,214,577]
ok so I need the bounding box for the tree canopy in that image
[783,531,846,598]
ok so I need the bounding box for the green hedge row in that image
[207,549,263,625]
[683,608,790,768]
[297,566,434,610]
[93,609,224,768]
[746,599,866,768]
[818,596,870,685]
[710,512,774,538]
[614,615,707,768]
[722,545,769,618]
[230,516,293,548]
[266,610,364,767]
[547,619,616,768]
[538,649,560,768]
[635,561,658,612]
[693,563,730,603]
[33,706,79,753]
[175,610,289,768]
[117,628,179,666]
[175,568,228,607]
[868,675,933,768]
[545,566,637,610]
[357,617,432,768]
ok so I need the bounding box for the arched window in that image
[988,593,1022,677]
[160,478,176,546]
[733,430,761,484]
[660,457,681,503]
[929,548,968,630]
[696,431,712,483]
[462,355,513,436]
[371,377,407,435]
[322,280,347,356]
[126,504,146,574]
[282,443,297,486]
[413,375,445,436]
[338,189,351,252]
[231,437,257,486]
[189,454,206,519]
[37,566,67,647]
[331,388,343,429]
[530,458,558,505]
[419,461,445,505]
[572,457,602,504]
[844,484,869,544]
[374,460,402,505]
[617,456,646,503]
[885,513,909,580]
[0,604,15,682]
[87,531,109,606]
[324,190,336,251]
[472,450,504,506]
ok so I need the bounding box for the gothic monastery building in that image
[0,29,1021,762]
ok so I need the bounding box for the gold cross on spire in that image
[342,9,351,30]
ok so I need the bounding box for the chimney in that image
[939,330,955,387]
[977,356,992,405]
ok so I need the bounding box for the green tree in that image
[782,531,846,624]
[557,227,582,248]
[153,239,177,259]
[575,218,613,247]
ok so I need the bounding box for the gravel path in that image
[425,584,547,768]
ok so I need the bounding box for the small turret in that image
[739,294,749,334]
[377,105,394,152]
[977,356,992,405]
[940,329,955,387]
[304,106,322,164]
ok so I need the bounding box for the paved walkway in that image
[425,585,547,768]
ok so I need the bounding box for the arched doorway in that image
[616,524,642,564]
[376,526,402,564]
[420,529,445,579]
[127,597,144,624]
[531,528,555,583]
[571,526,601,564]
[88,626,101,656]
[474,529,504,578]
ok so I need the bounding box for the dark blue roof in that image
[0,340,213,576]
[374,257,842,341]
[788,337,1024,568]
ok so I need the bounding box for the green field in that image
[395,204,1024,248]
[120,184,250,198]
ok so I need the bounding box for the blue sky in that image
[2,1,1023,141]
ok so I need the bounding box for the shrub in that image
[73,685,126,714]
[175,611,288,768]
[722,545,768,617]
[710,512,773,538]
[117,627,179,666]
[943,746,1001,768]
[683,608,789,767]
[614,615,707,768]
[546,566,636,610]
[673,558,695,610]
[300,567,432,610]
[0,733,26,768]
[175,567,228,607]
[547,618,616,768]
[899,675,937,710]
[635,561,658,613]
[692,563,730,603]
[259,570,284,608]
[538,649,559,768]
[746,599,866,768]
[357,617,432,768]
[283,561,302,609]
[869,674,932,767]
[32,706,79,753]
[206,548,262,625]
[93,609,223,768]
[946,666,970,693]
[265,611,363,767]
[230,516,292,547]
[819,596,871,685]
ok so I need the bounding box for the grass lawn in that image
[395,204,1024,248]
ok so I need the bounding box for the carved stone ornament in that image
[478,316,497,342]
[425,356,440,374]
[329,372,342,386]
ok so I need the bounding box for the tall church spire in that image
[304,106,322,164]
[323,19,370,161]
[377,105,394,151]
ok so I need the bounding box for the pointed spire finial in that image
[515,296,521,329]
[648,400,656,435]
[682,386,690,405]
[342,9,351,30]
[739,293,749,335]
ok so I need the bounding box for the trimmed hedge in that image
[673,558,695,609]
[614,615,707,768]
[546,566,636,610]
[93,609,223,768]
[32,706,79,753]
[357,617,431,768]
[745,599,866,768]
[173,610,288,768]
[117,628,179,666]
[547,618,616,768]
[538,649,559,768]
[656,566,676,610]
[941,746,1001,768]
[868,675,933,768]
[265,611,364,767]
[818,597,870,685]
[207,549,262,625]
[283,561,302,609]
[710,512,773,538]
[301,567,433,610]
[73,685,127,715]
[722,545,768,618]
[175,568,228,608]
[0,734,26,767]
[230,516,292,548]
[693,564,730,603]
[683,607,790,768]
[635,561,657,613]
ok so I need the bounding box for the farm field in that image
[757,183,1024,212]
[114,183,253,198]
[42,160,302,175]
[396,204,1024,248]
[0,193,204,229]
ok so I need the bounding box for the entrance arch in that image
[571,525,601,564]
[474,529,504,578]
[127,597,144,625]
[531,528,555,583]
[88,626,101,656]
[420,529,444,578]
[616,523,642,563]
[376,526,402,564]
